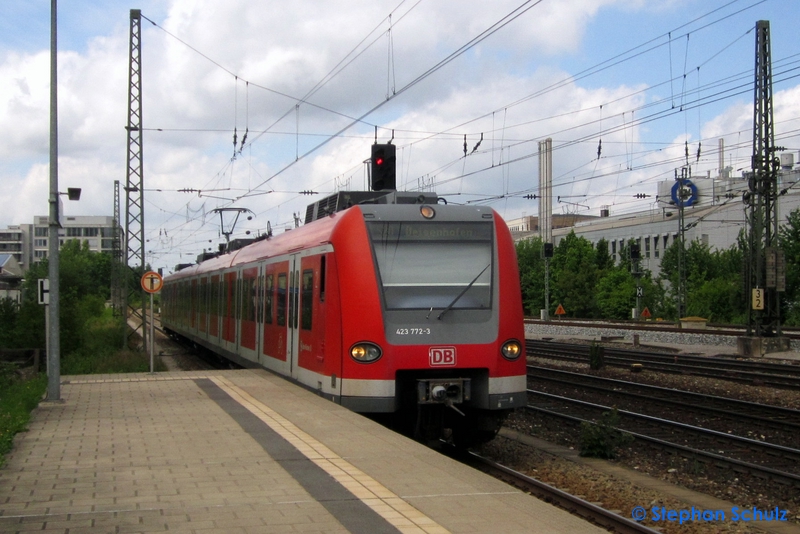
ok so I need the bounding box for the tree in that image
[595,238,614,272]
[659,237,744,322]
[595,268,637,320]
[551,232,599,318]
[516,238,546,315]
[3,242,114,352]
[779,208,800,325]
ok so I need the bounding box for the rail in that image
[526,391,800,488]
[447,448,660,534]
[526,340,800,390]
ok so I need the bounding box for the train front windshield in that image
[368,221,494,311]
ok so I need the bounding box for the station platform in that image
[0,369,606,534]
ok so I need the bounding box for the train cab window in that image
[264,274,274,324]
[301,269,313,330]
[276,273,287,326]
[368,221,493,311]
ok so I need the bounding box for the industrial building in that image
[512,154,800,279]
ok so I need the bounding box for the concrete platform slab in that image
[0,370,606,534]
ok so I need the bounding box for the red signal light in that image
[376,157,384,166]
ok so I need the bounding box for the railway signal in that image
[370,143,396,191]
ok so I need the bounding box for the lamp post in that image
[47,0,59,401]
[46,0,84,400]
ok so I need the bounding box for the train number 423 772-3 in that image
[396,328,431,335]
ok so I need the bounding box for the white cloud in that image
[1,0,799,271]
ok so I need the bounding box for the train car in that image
[161,191,527,446]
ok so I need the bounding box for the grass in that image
[0,364,46,467]
[0,312,166,466]
[61,311,167,375]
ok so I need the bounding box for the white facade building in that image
[1,215,117,273]
[514,161,800,280]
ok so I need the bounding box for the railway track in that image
[527,339,800,390]
[528,365,800,448]
[526,390,800,488]
[447,448,660,534]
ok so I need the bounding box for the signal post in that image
[141,271,163,373]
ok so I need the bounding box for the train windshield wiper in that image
[437,263,490,320]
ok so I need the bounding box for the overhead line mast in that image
[125,9,147,350]
[741,20,788,356]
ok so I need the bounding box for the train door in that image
[190,279,197,331]
[238,265,258,363]
[209,274,220,339]
[201,276,209,340]
[287,254,301,380]
[222,270,237,351]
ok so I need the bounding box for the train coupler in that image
[416,378,470,415]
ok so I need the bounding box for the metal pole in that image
[47,0,60,401]
[149,292,154,373]
[544,257,550,320]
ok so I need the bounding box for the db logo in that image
[429,347,456,366]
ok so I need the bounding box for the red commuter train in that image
[161,191,527,446]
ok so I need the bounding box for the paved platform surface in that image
[0,369,606,534]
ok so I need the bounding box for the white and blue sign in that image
[671,179,698,207]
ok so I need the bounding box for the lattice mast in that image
[124,9,147,349]
[745,20,783,337]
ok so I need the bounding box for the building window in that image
[645,237,651,258]
[35,227,48,237]
[83,227,99,237]
[34,239,47,247]
[35,250,47,259]
[67,227,82,237]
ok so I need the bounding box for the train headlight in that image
[501,340,522,360]
[420,205,436,219]
[350,342,382,363]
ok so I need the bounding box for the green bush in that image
[579,408,633,459]
[589,342,605,370]
[62,311,165,374]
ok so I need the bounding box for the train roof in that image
[163,195,510,282]
[164,212,343,281]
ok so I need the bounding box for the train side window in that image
[217,279,222,317]
[256,275,263,323]
[265,274,274,324]
[245,276,256,322]
[224,277,231,320]
[277,273,287,326]
[235,276,241,320]
[301,269,313,330]
[319,256,326,303]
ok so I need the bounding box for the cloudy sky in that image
[1,0,799,272]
